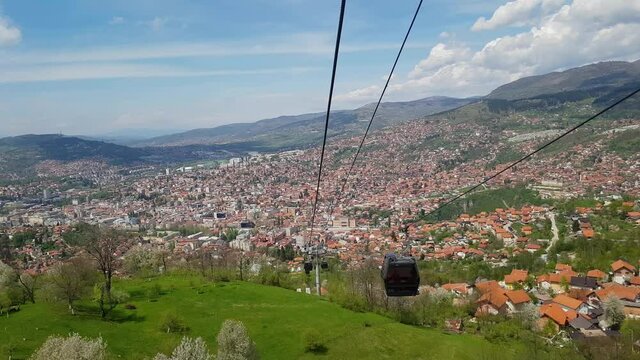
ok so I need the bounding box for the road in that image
[546,211,559,252]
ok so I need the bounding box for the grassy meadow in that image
[1,275,549,359]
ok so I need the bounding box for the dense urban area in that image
[1,99,640,359]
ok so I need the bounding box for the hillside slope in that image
[487,60,640,100]
[0,277,531,360]
[135,96,475,147]
[0,134,146,164]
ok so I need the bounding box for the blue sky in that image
[0,0,639,136]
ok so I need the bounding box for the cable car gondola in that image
[381,253,419,297]
[304,261,313,274]
[321,261,329,270]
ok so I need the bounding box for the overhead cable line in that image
[327,0,424,220]
[423,86,640,220]
[308,0,346,243]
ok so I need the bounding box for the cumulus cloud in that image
[335,85,381,103]
[472,0,566,31]
[409,43,471,79]
[337,0,640,104]
[0,16,21,46]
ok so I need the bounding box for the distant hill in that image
[422,60,640,123]
[484,60,640,115]
[0,134,146,166]
[488,60,640,100]
[134,96,476,148]
[77,128,186,146]
[0,134,256,177]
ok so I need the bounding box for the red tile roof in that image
[555,263,573,272]
[611,259,636,273]
[586,269,607,280]
[475,280,501,293]
[596,284,640,301]
[505,290,531,304]
[477,289,508,309]
[504,269,528,284]
[540,303,569,326]
[553,294,583,310]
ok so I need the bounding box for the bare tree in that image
[84,229,127,319]
[351,258,384,310]
[49,257,97,315]
[17,272,37,304]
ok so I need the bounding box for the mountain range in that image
[132,96,476,148]
[1,59,639,177]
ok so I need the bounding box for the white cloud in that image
[335,85,381,103]
[0,16,21,46]
[409,43,471,79]
[472,0,566,31]
[471,0,640,73]
[109,16,125,25]
[0,33,430,66]
[338,0,640,104]
[0,63,320,84]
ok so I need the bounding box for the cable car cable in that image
[327,0,424,221]
[423,86,640,220]
[308,0,346,243]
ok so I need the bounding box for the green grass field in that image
[1,276,527,359]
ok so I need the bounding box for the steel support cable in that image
[423,86,640,220]
[308,0,346,244]
[326,0,424,222]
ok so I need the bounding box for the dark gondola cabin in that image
[381,253,420,297]
[321,261,329,270]
[304,261,313,274]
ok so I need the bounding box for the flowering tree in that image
[603,295,626,330]
[217,320,259,360]
[154,337,211,360]
[30,333,106,360]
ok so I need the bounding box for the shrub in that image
[303,329,327,354]
[160,312,189,333]
[147,284,162,301]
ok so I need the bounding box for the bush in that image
[303,329,327,354]
[160,312,189,333]
[481,319,525,343]
[147,284,162,301]
[30,333,106,360]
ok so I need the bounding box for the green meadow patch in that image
[3,275,532,359]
